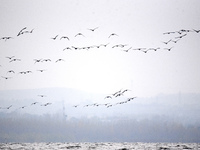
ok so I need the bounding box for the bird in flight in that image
[41,103,52,106]
[34,59,42,64]
[175,34,187,39]
[55,59,65,63]
[6,56,15,60]
[1,76,12,80]
[60,36,70,40]
[163,31,176,35]
[51,35,59,40]
[31,102,39,105]
[38,95,46,97]
[9,58,21,63]
[63,47,72,51]
[121,47,132,52]
[74,33,85,37]
[7,70,15,74]
[87,27,99,32]
[164,47,174,51]
[6,105,12,109]
[17,27,27,36]
[42,59,51,62]
[193,29,200,33]
[37,69,46,73]
[0,37,13,41]
[19,106,27,109]
[104,95,112,99]
[162,39,172,45]
[108,33,118,38]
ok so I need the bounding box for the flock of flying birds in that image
[0,26,199,112]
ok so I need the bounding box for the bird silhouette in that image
[41,103,52,106]
[31,102,39,105]
[9,58,21,63]
[37,69,46,73]
[163,31,176,35]
[1,76,12,80]
[147,47,160,51]
[74,33,85,37]
[193,29,200,33]
[164,47,174,51]
[19,71,26,74]
[104,95,112,99]
[121,47,132,52]
[55,59,64,63]
[0,37,13,41]
[6,105,12,109]
[60,36,70,40]
[19,106,27,109]
[63,47,72,51]
[51,35,59,40]
[17,27,27,36]
[171,39,180,43]
[42,59,51,62]
[7,70,15,74]
[38,95,46,97]
[162,39,172,45]
[108,33,118,38]
[6,56,15,60]
[88,27,99,32]
[175,34,187,39]
[34,59,42,64]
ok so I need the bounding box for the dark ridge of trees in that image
[0,112,200,143]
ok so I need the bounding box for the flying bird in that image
[162,39,172,45]
[41,103,52,106]
[34,59,42,64]
[87,27,99,32]
[74,33,85,37]
[122,47,132,52]
[19,71,27,74]
[147,47,160,51]
[7,70,15,74]
[55,59,65,63]
[1,76,12,80]
[51,35,59,40]
[37,69,46,73]
[42,59,51,62]
[171,39,180,43]
[17,27,27,36]
[175,34,187,39]
[38,95,46,97]
[9,58,21,63]
[6,56,15,60]
[193,29,200,33]
[0,37,13,41]
[31,102,39,105]
[19,106,27,109]
[60,36,70,40]
[6,105,12,109]
[63,47,72,51]
[108,33,118,38]
[163,31,176,35]
[104,95,112,99]
[164,47,174,51]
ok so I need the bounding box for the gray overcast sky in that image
[0,0,200,97]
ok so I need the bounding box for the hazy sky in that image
[0,0,200,97]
